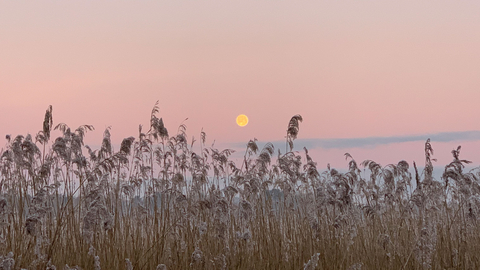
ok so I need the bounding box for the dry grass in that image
[0,105,479,269]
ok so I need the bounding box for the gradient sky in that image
[1,1,480,169]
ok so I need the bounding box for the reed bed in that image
[0,104,480,269]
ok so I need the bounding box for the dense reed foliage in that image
[1,104,480,270]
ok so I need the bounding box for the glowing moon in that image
[236,114,249,127]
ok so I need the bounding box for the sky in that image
[1,1,480,169]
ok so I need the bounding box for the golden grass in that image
[0,106,479,270]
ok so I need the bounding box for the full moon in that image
[236,114,249,127]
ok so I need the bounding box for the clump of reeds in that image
[0,105,479,269]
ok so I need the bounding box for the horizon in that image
[3,106,479,170]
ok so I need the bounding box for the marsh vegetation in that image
[0,104,479,269]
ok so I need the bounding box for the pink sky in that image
[1,1,480,168]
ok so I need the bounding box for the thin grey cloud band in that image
[231,131,480,150]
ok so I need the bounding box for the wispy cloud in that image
[230,131,480,150]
